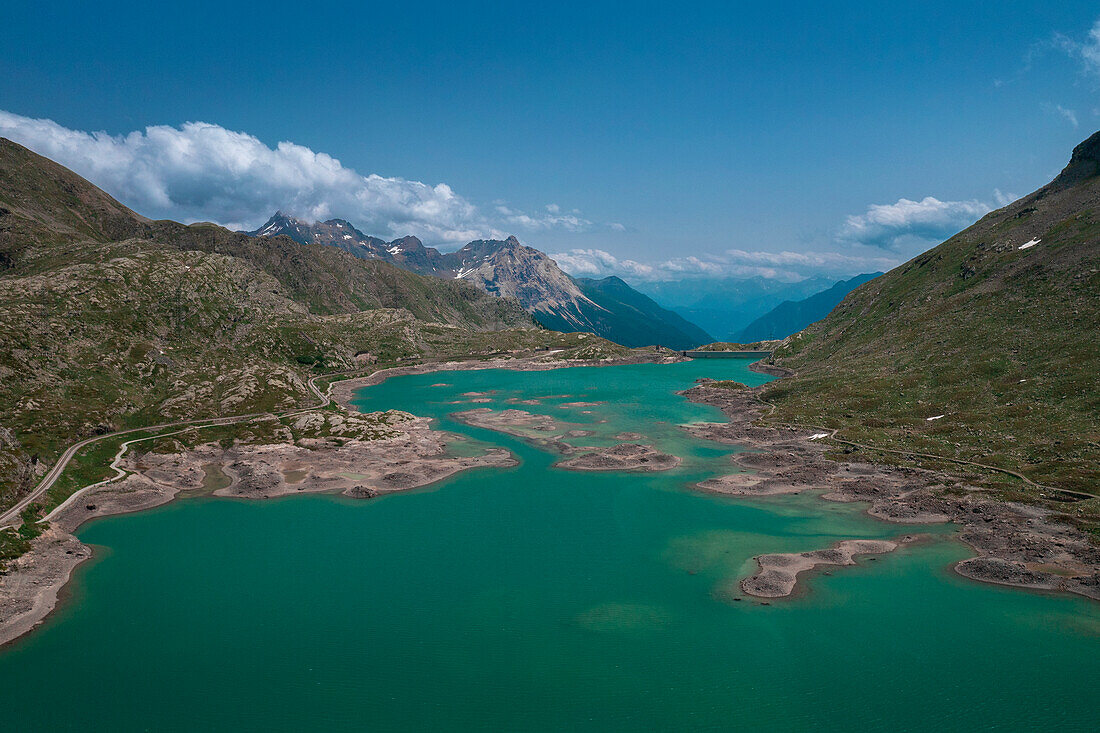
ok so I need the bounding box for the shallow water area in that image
[1,358,1097,731]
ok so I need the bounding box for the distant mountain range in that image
[248,213,713,349]
[636,276,840,341]
[735,272,881,342]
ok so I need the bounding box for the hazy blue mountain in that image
[736,273,881,342]
[636,275,837,340]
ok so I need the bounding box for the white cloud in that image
[1085,20,1100,72]
[837,196,992,250]
[0,110,604,244]
[1043,102,1079,127]
[550,248,657,279]
[550,247,899,283]
[495,203,593,232]
[723,249,899,271]
[1058,104,1080,127]
[1054,17,1100,79]
[554,188,1008,283]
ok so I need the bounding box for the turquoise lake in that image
[1,358,1098,731]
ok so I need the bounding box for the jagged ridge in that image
[247,213,713,348]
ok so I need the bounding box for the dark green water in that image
[1,359,1098,731]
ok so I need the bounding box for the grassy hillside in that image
[0,139,150,264]
[0,138,628,514]
[1,139,531,329]
[766,132,1100,520]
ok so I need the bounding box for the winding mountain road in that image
[0,371,339,530]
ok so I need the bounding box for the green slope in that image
[766,131,1100,515]
[0,138,627,514]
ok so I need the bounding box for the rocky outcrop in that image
[740,539,910,598]
[556,443,680,472]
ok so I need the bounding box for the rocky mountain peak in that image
[1051,129,1100,190]
[390,235,425,252]
[252,212,302,238]
[240,215,709,347]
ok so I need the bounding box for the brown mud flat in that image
[452,407,563,436]
[127,429,515,504]
[557,443,680,472]
[0,528,90,648]
[452,408,679,472]
[683,372,1100,601]
[739,537,918,598]
[450,408,581,453]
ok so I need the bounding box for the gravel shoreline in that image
[6,351,1093,647]
[681,365,1100,601]
[1,351,683,648]
[739,538,915,598]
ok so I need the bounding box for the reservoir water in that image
[1,359,1097,731]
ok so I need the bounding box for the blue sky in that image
[2,1,1099,282]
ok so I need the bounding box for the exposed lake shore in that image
[0,412,515,647]
[739,537,914,598]
[682,363,1100,600]
[5,350,1095,648]
[450,407,680,472]
[1,350,683,647]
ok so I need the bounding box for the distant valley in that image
[735,272,881,343]
[637,275,842,341]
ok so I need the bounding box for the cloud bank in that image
[836,196,992,250]
[0,110,1004,283]
[495,203,592,232]
[0,110,601,244]
[550,248,901,283]
[552,191,1004,282]
[1055,17,1100,79]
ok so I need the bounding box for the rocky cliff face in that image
[445,236,601,326]
[250,217,597,320]
[247,215,712,347]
